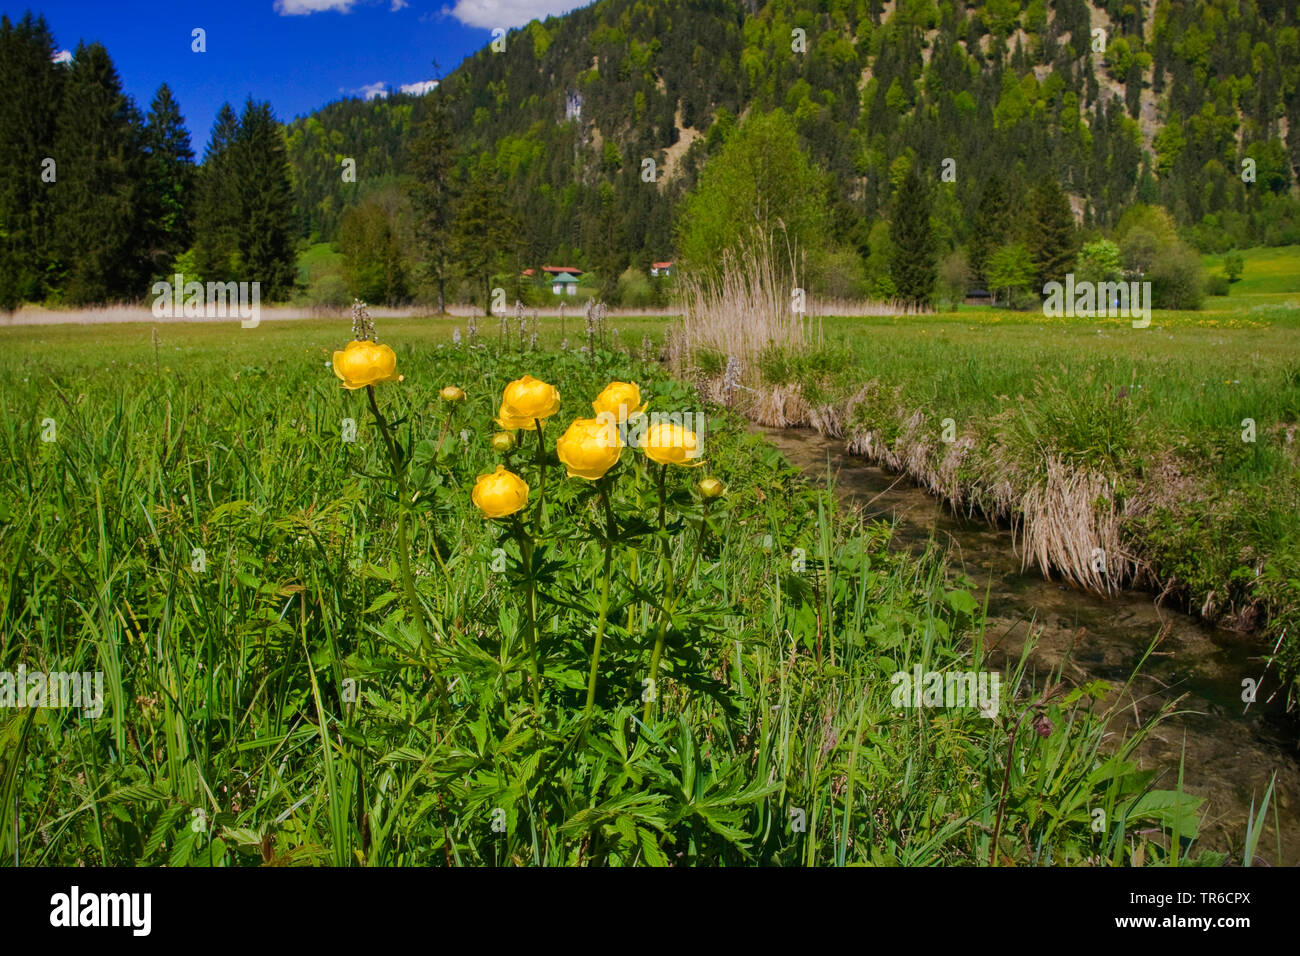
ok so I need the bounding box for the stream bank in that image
[759,423,1300,864]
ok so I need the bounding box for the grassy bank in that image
[676,249,1300,699]
[0,318,1239,865]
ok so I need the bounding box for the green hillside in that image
[283,0,1300,293]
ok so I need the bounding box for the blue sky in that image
[11,0,589,151]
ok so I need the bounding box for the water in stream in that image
[759,424,1300,864]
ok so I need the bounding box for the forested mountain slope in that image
[287,0,1300,277]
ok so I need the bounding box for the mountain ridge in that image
[283,0,1300,286]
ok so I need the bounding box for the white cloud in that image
[445,0,588,30]
[51,49,72,64]
[399,79,439,95]
[274,0,357,15]
[391,0,409,9]
[353,79,438,100]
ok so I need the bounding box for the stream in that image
[759,424,1300,864]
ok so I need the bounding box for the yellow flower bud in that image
[490,431,516,453]
[331,340,402,390]
[496,374,560,429]
[556,417,622,481]
[471,464,529,519]
[440,385,465,402]
[698,476,726,499]
[641,421,704,467]
[592,381,645,422]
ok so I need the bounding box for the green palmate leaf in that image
[638,827,670,867]
[363,590,401,615]
[1124,790,1203,838]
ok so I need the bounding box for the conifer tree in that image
[407,86,457,313]
[142,83,195,277]
[1027,176,1078,289]
[968,177,1015,286]
[451,162,521,312]
[230,99,297,300]
[51,42,149,304]
[0,13,63,308]
[889,164,937,307]
[194,104,241,281]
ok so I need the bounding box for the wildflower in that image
[496,374,560,430]
[331,340,401,389]
[440,385,466,402]
[641,421,703,467]
[471,465,529,518]
[698,476,726,498]
[490,432,516,453]
[592,381,645,421]
[721,355,742,404]
[556,417,622,480]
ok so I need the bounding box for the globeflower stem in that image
[584,479,616,720]
[366,386,431,653]
[656,462,666,530]
[517,526,543,715]
[642,494,712,724]
[365,385,450,716]
[533,418,547,531]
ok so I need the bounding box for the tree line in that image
[3,0,1296,310]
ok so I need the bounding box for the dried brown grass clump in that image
[806,297,932,318]
[807,402,845,439]
[750,383,811,428]
[786,391,1134,597]
[669,231,821,383]
[1018,457,1135,594]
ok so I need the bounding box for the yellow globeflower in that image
[556,417,622,480]
[592,381,645,421]
[490,431,516,453]
[497,374,560,430]
[641,421,704,467]
[440,385,466,402]
[698,476,726,498]
[331,340,402,389]
[471,465,529,518]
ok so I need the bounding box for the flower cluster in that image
[471,377,707,517]
[327,331,726,721]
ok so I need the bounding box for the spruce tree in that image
[50,42,149,304]
[1027,177,1078,289]
[407,86,456,312]
[142,84,195,277]
[230,99,297,300]
[0,13,63,308]
[194,104,241,281]
[889,164,937,307]
[450,162,521,312]
[968,177,1014,286]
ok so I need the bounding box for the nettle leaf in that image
[638,827,670,867]
[1124,790,1203,837]
[944,589,979,617]
[363,590,400,615]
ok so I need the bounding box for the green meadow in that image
[0,312,1254,867]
